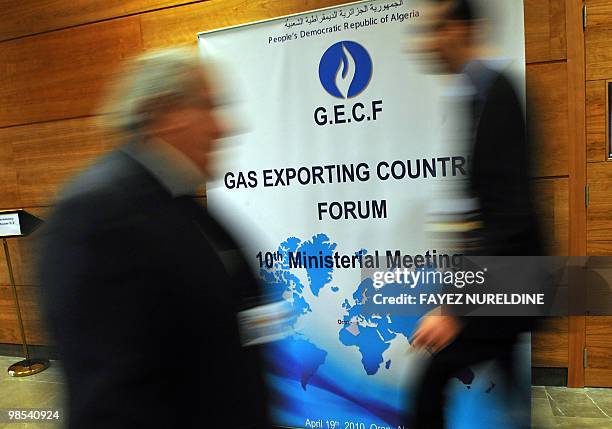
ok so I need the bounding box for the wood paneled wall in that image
[0,0,358,347]
[586,0,612,253]
[583,0,612,388]
[525,0,571,371]
[0,0,574,376]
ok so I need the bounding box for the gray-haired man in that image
[39,48,270,429]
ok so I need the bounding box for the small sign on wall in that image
[0,212,21,237]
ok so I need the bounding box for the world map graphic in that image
[259,232,476,389]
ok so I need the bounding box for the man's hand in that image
[411,309,463,354]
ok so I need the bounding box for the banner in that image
[199,1,528,428]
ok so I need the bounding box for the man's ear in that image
[147,108,188,136]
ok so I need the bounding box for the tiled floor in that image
[532,386,612,429]
[0,356,64,429]
[0,356,611,428]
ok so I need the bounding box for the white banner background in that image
[199,1,528,428]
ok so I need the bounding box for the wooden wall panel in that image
[0,0,206,42]
[0,285,48,345]
[585,317,612,360]
[0,17,143,128]
[588,241,612,255]
[587,162,612,245]
[532,317,569,367]
[6,117,122,208]
[0,238,36,287]
[585,316,612,386]
[586,80,607,162]
[566,0,587,387]
[524,0,566,63]
[534,178,569,255]
[586,0,612,81]
[586,0,612,28]
[0,142,21,210]
[585,368,612,387]
[527,62,569,178]
[531,179,569,375]
[141,0,355,50]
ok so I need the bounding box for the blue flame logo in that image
[319,41,373,99]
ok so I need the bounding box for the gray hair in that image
[103,47,207,133]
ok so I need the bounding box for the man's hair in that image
[103,47,207,134]
[446,0,479,23]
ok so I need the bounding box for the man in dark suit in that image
[406,1,542,428]
[38,49,270,429]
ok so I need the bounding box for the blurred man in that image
[39,48,270,429]
[406,1,542,428]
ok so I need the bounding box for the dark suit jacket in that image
[467,63,542,257]
[39,147,270,429]
[461,63,543,336]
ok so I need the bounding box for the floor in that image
[532,386,612,429]
[0,356,65,429]
[0,356,611,428]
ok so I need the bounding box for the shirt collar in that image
[461,59,498,101]
[121,138,206,197]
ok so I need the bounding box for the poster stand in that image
[0,209,49,377]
